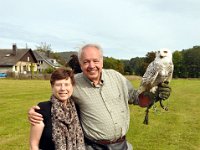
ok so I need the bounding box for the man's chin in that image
[88,74,97,78]
[87,72,96,76]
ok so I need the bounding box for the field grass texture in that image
[0,78,199,150]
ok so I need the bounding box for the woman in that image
[30,68,85,150]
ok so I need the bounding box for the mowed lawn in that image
[0,78,200,150]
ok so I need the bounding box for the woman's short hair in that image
[50,68,75,86]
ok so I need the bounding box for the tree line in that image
[36,42,200,78]
[104,46,200,78]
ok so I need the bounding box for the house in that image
[0,44,38,74]
[33,51,62,73]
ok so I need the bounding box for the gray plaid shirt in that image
[72,69,137,141]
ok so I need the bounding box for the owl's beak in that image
[160,51,168,58]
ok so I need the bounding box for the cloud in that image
[1,0,200,59]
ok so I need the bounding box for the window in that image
[23,66,26,71]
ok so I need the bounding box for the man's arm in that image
[128,81,171,106]
[141,82,171,105]
[126,79,139,104]
[28,106,43,125]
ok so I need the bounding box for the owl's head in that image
[156,48,172,60]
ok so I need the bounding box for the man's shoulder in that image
[74,73,88,87]
[103,69,118,74]
[74,73,85,83]
[103,69,122,77]
[75,72,83,79]
[102,69,126,83]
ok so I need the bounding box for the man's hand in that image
[28,106,43,126]
[157,82,171,100]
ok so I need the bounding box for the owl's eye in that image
[164,51,168,53]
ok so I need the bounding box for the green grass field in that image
[0,78,200,150]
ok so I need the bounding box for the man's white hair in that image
[78,44,103,62]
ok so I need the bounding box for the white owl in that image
[138,48,174,95]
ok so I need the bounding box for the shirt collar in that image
[83,70,104,87]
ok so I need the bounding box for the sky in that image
[0,0,200,59]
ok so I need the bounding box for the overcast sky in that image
[0,0,200,59]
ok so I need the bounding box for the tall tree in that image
[122,60,133,75]
[173,51,183,78]
[182,46,200,78]
[129,57,145,76]
[103,57,124,74]
[36,42,52,53]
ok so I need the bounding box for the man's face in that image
[79,46,103,84]
[52,78,73,103]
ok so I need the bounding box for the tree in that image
[122,60,133,75]
[130,51,155,76]
[43,67,55,74]
[36,42,52,53]
[103,57,124,74]
[173,51,183,78]
[144,51,156,64]
[142,51,156,75]
[182,46,200,78]
[35,42,66,65]
[129,57,145,76]
[66,54,82,74]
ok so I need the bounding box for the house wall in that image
[0,67,12,73]
[0,63,37,74]
[14,61,37,74]
[37,61,53,72]
[13,50,38,74]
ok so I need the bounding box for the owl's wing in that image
[166,62,174,82]
[141,61,161,89]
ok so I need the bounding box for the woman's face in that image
[52,78,73,103]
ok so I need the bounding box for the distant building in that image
[33,51,62,73]
[0,44,37,74]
